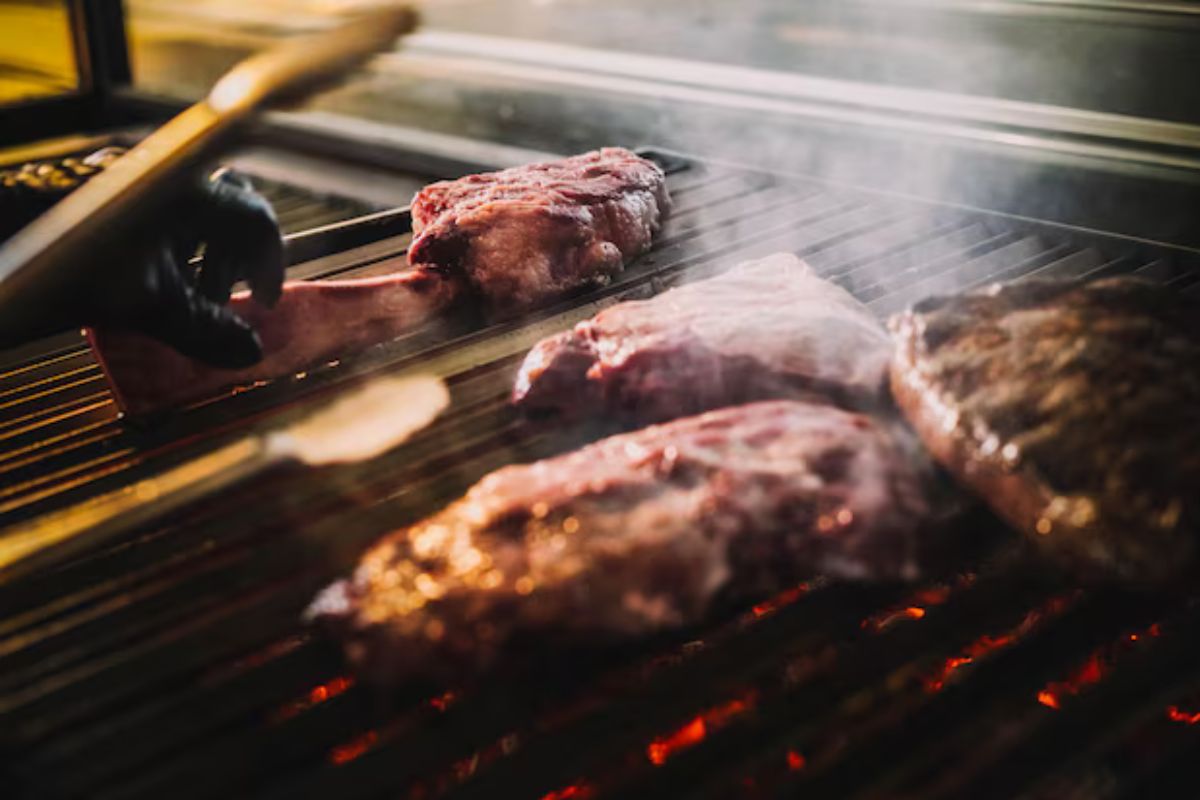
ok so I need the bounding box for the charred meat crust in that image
[408,147,669,315]
[889,276,1200,584]
[309,400,937,684]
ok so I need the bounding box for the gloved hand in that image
[0,148,284,367]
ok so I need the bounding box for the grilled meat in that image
[513,253,891,425]
[89,149,667,415]
[890,276,1200,583]
[89,267,460,416]
[308,400,935,682]
[410,147,668,315]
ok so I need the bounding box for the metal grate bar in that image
[869,234,1056,315]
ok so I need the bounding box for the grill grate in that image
[251,177,382,236]
[1,153,1199,800]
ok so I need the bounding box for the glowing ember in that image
[863,577,972,632]
[925,654,981,692]
[429,690,458,712]
[1036,620,1163,710]
[786,750,807,771]
[924,595,1076,693]
[648,718,706,765]
[864,605,929,631]
[646,695,755,765]
[329,730,378,765]
[751,584,810,619]
[1036,690,1061,709]
[540,783,593,800]
[272,675,355,721]
[1167,706,1200,725]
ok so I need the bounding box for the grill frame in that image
[2,148,1200,800]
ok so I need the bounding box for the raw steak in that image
[890,276,1200,583]
[513,253,892,425]
[308,400,935,682]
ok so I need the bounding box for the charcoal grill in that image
[2,146,1200,800]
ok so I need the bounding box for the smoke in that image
[371,1,1089,218]
[123,0,1125,235]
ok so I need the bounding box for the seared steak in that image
[308,400,935,682]
[513,253,892,425]
[89,149,667,415]
[890,276,1200,583]
[409,147,668,314]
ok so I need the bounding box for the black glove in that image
[0,148,285,367]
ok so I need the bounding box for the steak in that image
[88,267,460,416]
[410,147,668,315]
[513,253,892,425]
[89,149,668,415]
[308,400,935,683]
[890,276,1200,583]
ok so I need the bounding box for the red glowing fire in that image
[863,579,964,632]
[925,634,1015,692]
[864,605,928,631]
[647,718,707,765]
[1167,706,1200,725]
[329,730,379,765]
[429,690,458,712]
[752,584,811,619]
[1037,655,1105,709]
[1037,620,1163,710]
[272,675,355,721]
[540,782,594,800]
[646,694,756,765]
[924,595,1076,693]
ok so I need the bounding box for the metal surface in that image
[1,152,1199,800]
[0,7,417,345]
[396,30,1200,154]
